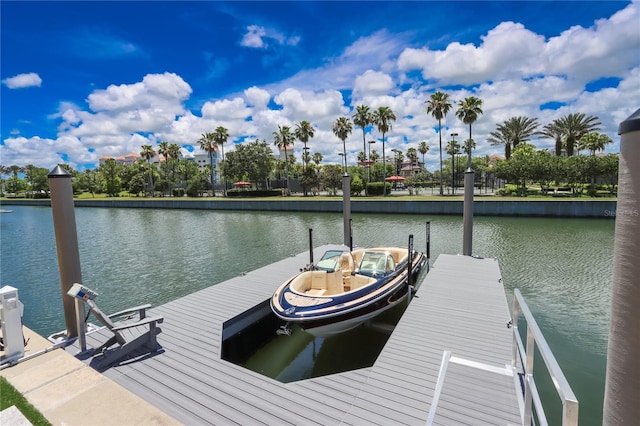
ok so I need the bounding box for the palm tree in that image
[157,141,170,195]
[579,131,613,155]
[167,143,181,159]
[332,117,353,173]
[157,141,169,161]
[456,96,483,168]
[407,147,418,163]
[488,116,539,159]
[312,152,323,165]
[140,144,157,195]
[166,143,181,195]
[463,139,476,156]
[539,120,565,156]
[198,132,217,195]
[487,128,512,159]
[7,165,24,177]
[425,91,452,195]
[295,121,315,196]
[372,106,396,196]
[555,113,601,156]
[273,125,295,195]
[418,141,430,169]
[353,105,372,176]
[213,126,229,196]
[294,120,315,169]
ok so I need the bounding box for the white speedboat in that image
[270,246,427,337]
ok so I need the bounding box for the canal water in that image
[1,205,613,424]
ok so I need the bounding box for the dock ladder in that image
[427,289,578,425]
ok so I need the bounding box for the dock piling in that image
[48,165,85,346]
[603,108,640,425]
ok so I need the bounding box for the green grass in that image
[0,376,51,426]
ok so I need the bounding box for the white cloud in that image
[244,86,271,109]
[2,72,42,89]
[202,97,251,120]
[398,22,547,86]
[397,1,639,87]
[87,72,191,112]
[0,135,89,170]
[273,88,348,128]
[240,24,300,49]
[49,72,193,152]
[1,3,636,172]
[241,25,267,48]
[544,2,640,81]
[354,70,396,97]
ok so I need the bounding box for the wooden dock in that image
[70,245,522,425]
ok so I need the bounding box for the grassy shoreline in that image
[0,377,51,426]
[2,194,618,202]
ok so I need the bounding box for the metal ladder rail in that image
[511,289,579,426]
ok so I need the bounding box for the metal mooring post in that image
[308,228,314,265]
[342,173,352,247]
[603,108,640,425]
[462,167,474,256]
[48,165,86,348]
[426,221,431,273]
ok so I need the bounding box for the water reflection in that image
[241,306,405,383]
[1,206,614,425]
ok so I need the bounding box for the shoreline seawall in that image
[1,198,617,218]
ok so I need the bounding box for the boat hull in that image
[298,287,410,337]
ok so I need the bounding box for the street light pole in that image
[368,140,376,182]
[451,132,458,195]
[391,149,398,176]
[338,153,345,173]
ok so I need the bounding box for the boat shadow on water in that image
[239,302,408,383]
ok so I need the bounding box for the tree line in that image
[1,92,618,198]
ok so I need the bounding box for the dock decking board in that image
[69,247,522,425]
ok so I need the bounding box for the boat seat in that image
[326,271,344,295]
[351,274,375,290]
[339,252,355,276]
[310,271,328,291]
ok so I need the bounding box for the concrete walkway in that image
[1,327,180,426]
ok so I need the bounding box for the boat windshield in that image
[315,250,345,272]
[358,251,395,277]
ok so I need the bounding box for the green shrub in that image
[366,182,391,196]
[585,184,598,197]
[350,175,365,196]
[496,184,518,196]
[172,188,185,197]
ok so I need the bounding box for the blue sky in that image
[1,1,638,171]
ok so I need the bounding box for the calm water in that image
[1,205,614,424]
